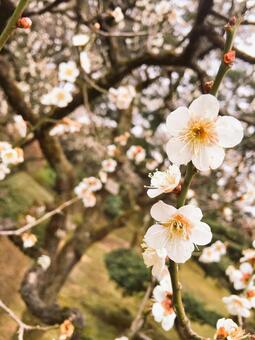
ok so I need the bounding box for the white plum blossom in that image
[223,207,233,222]
[147,164,181,198]
[240,248,255,264]
[99,170,107,184]
[213,240,227,256]
[214,318,245,340]
[80,51,91,73]
[199,240,227,263]
[42,86,73,108]
[107,144,117,157]
[22,233,37,248]
[13,115,27,138]
[155,1,171,16]
[223,295,251,318]
[114,132,130,146]
[127,145,146,164]
[144,201,212,263]
[165,94,244,171]
[226,262,253,290]
[81,191,97,208]
[114,337,128,340]
[1,147,24,165]
[111,7,124,23]
[49,118,81,136]
[245,285,255,308]
[74,177,102,197]
[72,34,90,46]
[152,276,176,331]
[37,255,51,270]
[142,244,168,281]
[199,246,221,263]
[102,159,117,173]
[108,85,136,110]
[0,163,10,180]
[58,61,79,83]
[74,177,102,208]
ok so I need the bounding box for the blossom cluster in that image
[0,141,24,180]
[140,94,245,334]
[222,244,255,320]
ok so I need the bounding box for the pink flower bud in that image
[223,50,236,65]
[17,17,32,29]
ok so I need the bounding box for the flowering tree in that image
[0,0,255,340]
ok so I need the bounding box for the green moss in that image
[103,195,124,218]
[184,292,223,327]
[105,248,150,295]
[0,172,53,219]
[32,165,57,189]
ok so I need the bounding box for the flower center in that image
[161,294,173,315]
[216,327,228,338]
[181,119,217,151]
[162,214,191,240]
[242,272,251,283]
[57,92,66,101]
[246,289,255,298]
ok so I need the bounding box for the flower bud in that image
[94,22,100,30]
[173,183,182,194]
[229,16,237,26]
[17,17,32,29]
[223,50,236,65]
[204,80,214,93]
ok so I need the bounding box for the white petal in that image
[207,145,225,170]
[166,239,194,263]
[150,201,176,222]
[166,107,190,137]
[178,205,203,221]
[147,188,163,198]
[153,285,166,302]
[192,145,225,171]
[191,146,211,171]
[189,94,219,120]
[144,224,169,249]
[152,302,164,322]
[190,222,212,246]
[215,116,243,148]
[166,137,192,165]
[162,313,176,331]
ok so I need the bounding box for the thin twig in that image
[0,197,79,236]
[0,299,57,340]
[0,0,30,52]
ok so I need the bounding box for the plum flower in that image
[147,164,181,198]
[199,240,226,263]
[58,61,79,83]
[102,159,117,173]
[142,244,168,281]
[245,285,255,308]
[223,295,251,318]
[199,246,221,263]
[226,262,253,290]
[127,145,146,164]
[144,201,212,263]
[214,318,246,340]
[165,94,243,171]
[152,276,176,331]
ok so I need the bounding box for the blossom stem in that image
[210,17,242,96]
[169,17,242,340]
[177,162,196,208]
[170,162,205,340]
[0,0,30,52]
